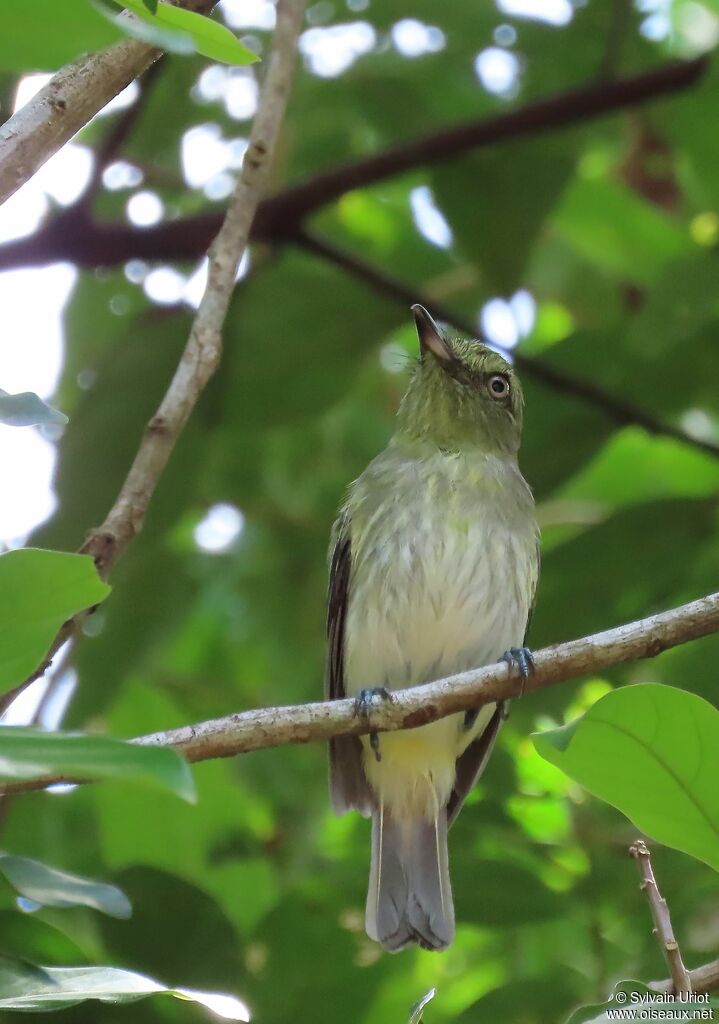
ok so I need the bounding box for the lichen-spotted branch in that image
[2,590,717,794]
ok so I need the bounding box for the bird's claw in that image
[354,687,393,762]
[500,647,535,697]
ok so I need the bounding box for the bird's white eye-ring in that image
[487,373,510,399]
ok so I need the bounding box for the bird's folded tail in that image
[366,805,454,952]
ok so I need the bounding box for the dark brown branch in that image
[2,590,717,794]
[297,229,719,460]
[267,56,708,229]
[629,839,692,994]
[0,56,708,272]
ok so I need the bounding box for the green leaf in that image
[533,684,719,872]
[408,988,436,1024]
[552,178,690,285]
[109,0,259,65]
[0,391,68,428]
[0,854,131,919]
[0,549,109,691]
[0,957,249,1018]
[141,0,158,11]
[0,729,195,803]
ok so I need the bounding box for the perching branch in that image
[0,0,306,713]
[0,0,214,207]
[629,839,692,995]
[297,230,719,460]
[2,590,717,795]
[0,56,707,271]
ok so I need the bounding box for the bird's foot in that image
[499,647,535,697]
[354,687,394,763]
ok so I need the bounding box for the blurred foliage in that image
[1,0,719,1021]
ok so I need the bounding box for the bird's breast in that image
[345,485,535,694]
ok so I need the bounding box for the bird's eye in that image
[487,374,510,400]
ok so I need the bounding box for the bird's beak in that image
[411,304,453,364]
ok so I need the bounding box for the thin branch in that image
[0,0,215,207]
[0,56,708,271]
[652,958,719,996]
[81,0,306,576]
[0,0,306,712]
[629,839,692,994]
[2,590,717,795]
[297,230,719,460]
[0,620,77,716]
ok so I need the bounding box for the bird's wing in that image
[447,533,541,827]
[446,702,505,827]
[326,513,372,816]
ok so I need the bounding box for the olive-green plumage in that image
[326,306,539,952]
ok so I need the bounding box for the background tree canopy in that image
[1,0,719,1021]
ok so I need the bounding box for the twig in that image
[81,0,305,576]
[0,0,214,207]
[0,620,77,716]
[0,0,306,712]
[0,57,707,270]
[296,230,719,460]
[629,839,692,994]
[651,957,719,996]
[2,589,717,795]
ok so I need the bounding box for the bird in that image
[325,304,539,953]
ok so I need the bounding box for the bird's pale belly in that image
[344,518,531,819]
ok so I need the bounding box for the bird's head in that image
[395,305,524,455]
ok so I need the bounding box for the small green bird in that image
[326,305,539,952]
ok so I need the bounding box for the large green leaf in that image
[0,854,131,918]
[557,429,719,513]
[0,391,67,428]
[0,956,249,1018]
[0,728,195,802]
[109,0,259,65]
[533,685,719,872]
[552,178,690,285]
[0,549,109,691]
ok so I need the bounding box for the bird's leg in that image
[354,687,393,762]
[499,647,535,697]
